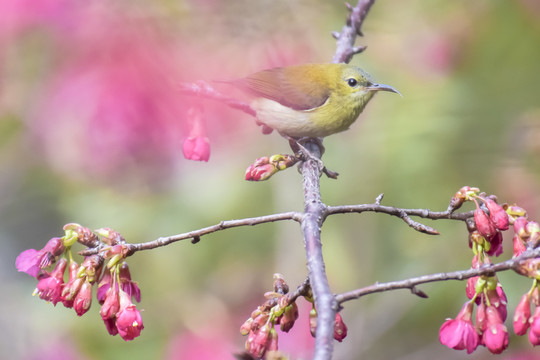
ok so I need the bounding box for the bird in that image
[227,63,400,139]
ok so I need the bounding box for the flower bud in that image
[482,305,509,354]
[484,199,509,231]
[73,280,93,316]
[513,294,531,336]
[513,234,527,257]
[309,307,318,338]
[334,313,348,342]
[474,208,497,239]
[514,217,529,239]
[279,302,299,333]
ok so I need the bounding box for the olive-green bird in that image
[229,63,400,138]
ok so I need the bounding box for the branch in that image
[78,212,302,256]
[335,247,540,304]
[300,140,336,360]
[332,0,376,64]
[326,200,476,235]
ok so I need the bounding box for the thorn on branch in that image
[352,46,367,54]
[375,193,384,205]
[191,235,201,244]
[411,286,429,299]
[345,2,353,11]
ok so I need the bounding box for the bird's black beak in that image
[366,83,402,97]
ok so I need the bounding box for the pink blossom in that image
[97,269,112,304]
[484,198,509,231]
[35,257,68,305]
[514,217,529,238]
[73,280,92,316]
[474,208,497,240]
[60,260,83,308]
[486,231,504,257]
[513,234,527,257]
[531,307,540,338]
[246,326,271,358]
[439,302,479,354]
[482,306,509,354]
[16,237,64,277]
[100,284,120,320]
[117,263,140,302]
[182,106,210,162]
[466,276,479,300]
[116,290,144,341]
[486,284,507,322]
[513,294,531,336]
[103,317,119,336]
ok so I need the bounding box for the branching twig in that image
[335,247,540,304]
[79,212,302,256]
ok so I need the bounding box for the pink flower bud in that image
[246,326,271,358]
[309,307,318,338]
[73,280,93,316]
[484,199,509,231]
[61,260,83,308]
[35,258,68,305]
[97,269,112,304]
[245,157,277,181]
[513,234,527,257]
[334,313,348,342]
[279,302,299,333]
[485,231,503,257]
[513,294,531,336]
[531,307,540,338]
[514,217,529,239]
[482,306,509,354]
[439,302,479,354]
[100,284,120,320]
[474,208,497,239]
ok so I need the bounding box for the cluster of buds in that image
[240,274,299,358]
[440,186,540,354]
[15,223,144,341]
[240,274,347,359]
[245,154,298,181]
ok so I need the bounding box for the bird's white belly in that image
[251,98,322,138]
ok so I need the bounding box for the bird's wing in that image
[232,67,330,111]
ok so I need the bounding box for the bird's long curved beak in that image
[366,83,402,97]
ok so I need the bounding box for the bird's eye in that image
[347,78,358,87]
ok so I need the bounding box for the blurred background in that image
[1,0,539,359]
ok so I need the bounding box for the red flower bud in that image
[484,199,509,231]
[482,306,509,354]
[333,313,348,342]
[474,208,497,239]
[73,280,93,316]
[513,294,531,336]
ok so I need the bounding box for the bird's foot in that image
[286,136,339,179]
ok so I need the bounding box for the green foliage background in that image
[1,1,539,359]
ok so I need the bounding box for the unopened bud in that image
[474,208,497,239]
[484,199,509,231]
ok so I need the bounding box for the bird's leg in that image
[286,136,339,179]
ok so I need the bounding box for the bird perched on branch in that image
[226,63,400,138]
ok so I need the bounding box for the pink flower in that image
[116,290,144,341]
[182,106,210,162]
[474,208,497,240]
[97,269,112,304]
[100,284,120,320]
[513,234,527,257]
[119,262,140,303]
[439,302,479,354]
[514,217,529,239]
[513,294,531,336]
[333,312,348,342]
[466,276,479,300]
[484,198,509,231]
[16,237,64,277]
[531,307,540,339]
[486,284,507,322]
[482,306,509,354]
[73,280,92,316]
[486,231,504,257]
[60,260,83,308]
[182,136,210,162]
[35,257,68,305]
[246,326,271,358]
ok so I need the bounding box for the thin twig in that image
[335,247,540,304]
[78,212,302,256]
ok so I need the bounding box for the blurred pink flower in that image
[165,330,234,360]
